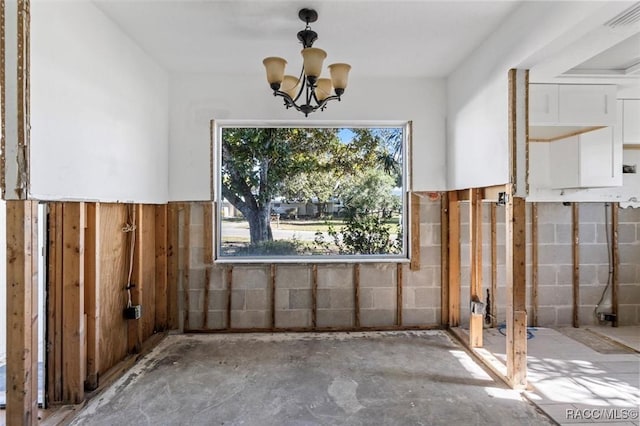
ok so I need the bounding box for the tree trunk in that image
[247,204,273,244]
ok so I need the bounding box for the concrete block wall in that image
[618,207,640,324]
[178,196,443,331]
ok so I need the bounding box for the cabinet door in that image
[529,84,558,125]
[558,85,616,126]
[623,99,640,145]
[579,127,621,187]
[549,136,580,188]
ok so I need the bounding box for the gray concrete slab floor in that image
[69,331,553,426]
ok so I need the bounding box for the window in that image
[214,122,409,262]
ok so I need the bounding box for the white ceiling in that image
[94,0,522,78]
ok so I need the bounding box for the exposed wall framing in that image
[572,203,580,328]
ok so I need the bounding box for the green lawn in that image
[222,217,401,234]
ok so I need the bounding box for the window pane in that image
[218,126,406,260]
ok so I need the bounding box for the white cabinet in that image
[619,99,640,145]
[548,127,622,188]
[530,84,617,139]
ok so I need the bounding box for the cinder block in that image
[233,266,269,290]
[538,285,572,307]
[578,264,599,285]
[360,264,395,287]
[419,246,441,267]
[578,306,598,326]
[579,245,608,265]
[188,268,206,290]
[330,288,355,309]
[206,310,225,329]
[619,223,638,243]
[317,309,354,328]
[208,290,228,310]
[539,245,572,266]
[246,289,268,310]
[403,287,415,308]
[616,305,639,325]
[360,309,395,327]
[190,248,204,268]
[207,267,226,290]
[619,264,637,284]
[230,310,270,328]
[580,285,608,306]
[190,224,205,249]
[579,203,605,223]
[372,288,396,310]
[413,287,439,309]
[275,309,311,328]
[188,289,204,312]
[619,284,640,304]
[317,289,330,309]
[536,306,557,327]
[619,208,640,224]
[189,203,204,225]
[556,307,573,325]
[289,289,312,309]
[405,267,433,288]
[275,289,289,310]
[231,290,245,310]
[538,224,555,244]
[187,311,203,329]
[402,308,436,326]
[556,265,573,285]
[555,224,572,244]
[537,265,557,286]
[359,288,374,309]
[538,203,571,224]
[578,224,596,244]
[275,266,312,289]
[317,265,353,288]
[620,244,640,264]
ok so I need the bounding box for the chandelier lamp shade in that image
[263,8,351,117]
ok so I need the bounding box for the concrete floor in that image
[69,331,552,425]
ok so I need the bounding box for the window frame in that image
[213,119,412,264]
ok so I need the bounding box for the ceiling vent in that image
[605,2,640,28]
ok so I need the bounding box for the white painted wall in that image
[29,1,170,203]
[168,73,446,201]
[446,1,609,190]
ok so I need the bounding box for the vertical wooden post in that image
[531,202,538,327]
[62,202,86,403]
[353,264,360,328]
[6,200,38,425]
[572,203,580,328]
[182,204,191,331]
[410,193,421,270]
[155,204,168,331]
[441,192,450,325]
[490,203,497,328]
[84,203,100,391]
[448,191,460,327]
[611,202,619,327]
[396,263,403,326]
[312,264,318,329]
[167,203,179,329]
[506,68,528,389]
[47,203,63,404]
[469,188,483,347]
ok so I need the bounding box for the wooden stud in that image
[47,203,63,404]
[354,264,360,328]
[396,263,403,326]
[312,264,318,329]
[5,200,38,425]
[203,268,210,329]
[440,192,450,326]
[572,203,580,328]
[505,193,527,389]
[482,184,508,202]
[226,267,233,329]
[203,202,213,263]
[167,203,179,329]
[490,203,497,328]
[155,204,168,331]
[182,204,191,330]
[270,264,276,329]
[84,203,100,391]
[531,202,538,327]
[448,191,460,327]
[469,188,483,348]
[410,192,421,270]
[62,202,86,403]
[611,202,619,327]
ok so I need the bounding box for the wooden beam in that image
[448,191,461,327]
[440,192,450,326]
[506,194,527,389]
[572,203,580,328]
[312,264,318,329]
[62,202,86,403]
[482,184,508,202]
[47,203,64,404]
[167,204,179,329]
[410,192,421,270]
[531,202,538,327]
[203,202,213,263]
[469,188,483,348]
[354,264,360,328]
[490,203,497,328]
[226,267,233,329]
[84,203,100,391]
[611,202,619,327]
[396,263,403,326]
[182,204,191,331]
[5,200,38,425]
[456,188,470,201]
[155,204,168,331]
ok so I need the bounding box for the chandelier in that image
[262,8,351,117]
